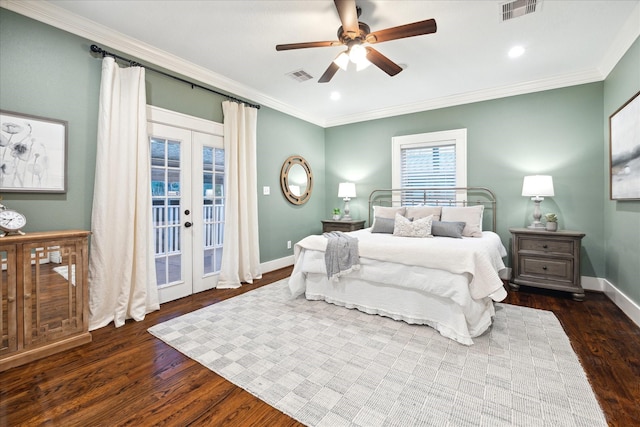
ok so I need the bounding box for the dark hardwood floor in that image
[2,266,639,426]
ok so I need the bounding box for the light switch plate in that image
[263,186,270,195]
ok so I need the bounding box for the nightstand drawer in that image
[509,227,585,300]
[520,257,573,282]
[321,220,365,233]
[519,237,573,255]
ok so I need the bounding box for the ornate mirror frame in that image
[280,155,313,205]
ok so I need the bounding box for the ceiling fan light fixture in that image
[349,43,367,64]
[276,1,437,83]
[356,57,372,71]
[333,51,350,70]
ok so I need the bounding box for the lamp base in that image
[342,198,351,222]
[527,198,545,230]
[527,222,545,229]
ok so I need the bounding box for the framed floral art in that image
[0,110,67,193]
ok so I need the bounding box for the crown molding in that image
[324,69,604,127]
[598,1,640,78]
[0,0,325,127]
[2,0,637,129]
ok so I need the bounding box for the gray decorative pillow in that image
[393,213,433,238]
[370,216,395,234]
[431,221,466,238]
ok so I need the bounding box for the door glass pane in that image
[203,146,224,275]
[151,137,182,287]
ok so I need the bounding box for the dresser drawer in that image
[519,237,574,256]
[520,256,573,282]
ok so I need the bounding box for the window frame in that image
[391,128,468,202]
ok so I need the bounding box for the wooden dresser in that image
[321,219,366,233]
[1,230,91,372]
[509,227,585,301]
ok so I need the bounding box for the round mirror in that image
[281,155,313,205]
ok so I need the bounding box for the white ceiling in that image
[6,0,640,127]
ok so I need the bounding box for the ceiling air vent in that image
[500,0,541,22]
[286,69,314,82]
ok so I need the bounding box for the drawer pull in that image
[542,266,548,270]
[543,244,548,249]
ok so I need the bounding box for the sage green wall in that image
[256,108,325,261]
[0,9,325,263]
[325,83,606,277]
[603,36,640,304]
[2,8,637,301]
[0,9,100,231]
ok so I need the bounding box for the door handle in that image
[185,222,192,228]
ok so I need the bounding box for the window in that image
[392,129,467,204]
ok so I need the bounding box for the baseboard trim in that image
[261,255,294,274]
[583,276,640,328]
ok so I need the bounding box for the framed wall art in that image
[0,110,67,193]
[609,91,640,200]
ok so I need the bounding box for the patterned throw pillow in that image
[393,213,433,238]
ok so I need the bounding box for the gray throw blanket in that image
[323,231,360,281]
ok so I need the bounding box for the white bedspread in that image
[293,229,507,301]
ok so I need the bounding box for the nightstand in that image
[509,227,586,301]
[321,219,366,233]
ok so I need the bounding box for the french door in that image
[148,107,224,304]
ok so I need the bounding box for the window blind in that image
[400,144,456,204]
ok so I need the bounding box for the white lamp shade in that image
[333,51,349,71]
[349,44,367,64]
[338,182,356,198]
[522,175,554,197]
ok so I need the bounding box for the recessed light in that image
[508,45,525,58]
[330,91,341,101]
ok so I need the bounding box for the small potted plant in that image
[332,208,341,220]
[545,213,558,231]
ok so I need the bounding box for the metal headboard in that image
[368,187,497,232]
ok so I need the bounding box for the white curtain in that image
[88,57,159,330]
[217,101,262,288]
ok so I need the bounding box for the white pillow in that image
[440,205,484,237]
[371,206,406,228]
[405,206,442,221]
[393,213,433,238]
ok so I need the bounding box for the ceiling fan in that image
[275,0,437,83]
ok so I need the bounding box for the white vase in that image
[546,222,557,231]
[332,215,341,221]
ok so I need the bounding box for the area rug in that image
[148,279,606,426]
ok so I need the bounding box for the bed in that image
[288,187,508,345]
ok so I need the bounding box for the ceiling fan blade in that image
[318,62,340,83]
[276,41,341,51]
[366,19,437,44]
[334,0,359,37]
[365,47,403,76]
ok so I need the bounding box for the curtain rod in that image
[90,44,260,110]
